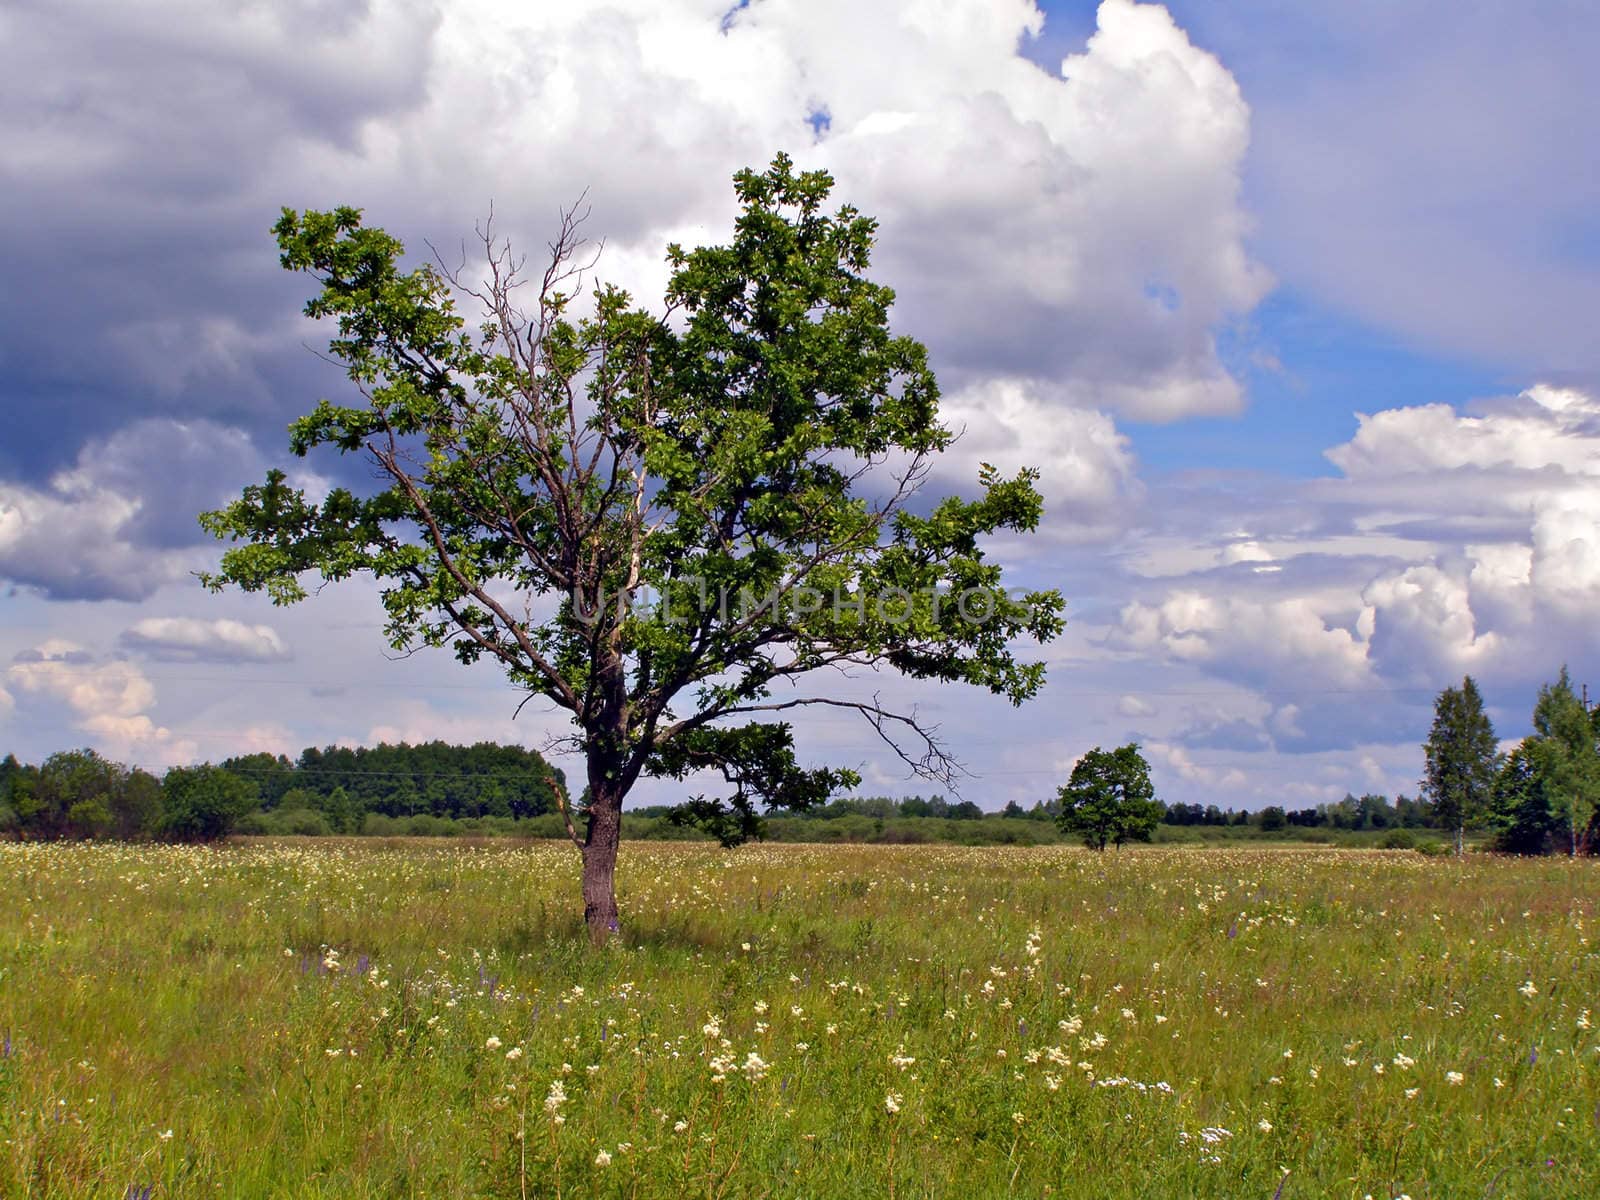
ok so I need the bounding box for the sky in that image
[3,0,1599,811]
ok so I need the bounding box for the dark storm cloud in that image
[0,0,442,478]
[0,418,277,601]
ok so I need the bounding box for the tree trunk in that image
[582,783,623,944]
[1455,824,1464,858]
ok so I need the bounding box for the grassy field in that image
[1,841,1596,1198]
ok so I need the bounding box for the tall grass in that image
[2,841,1595,1197]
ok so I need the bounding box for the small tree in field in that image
[1056,744,1162,851]
[1420,675,1499,856]
[200,156,1064,940]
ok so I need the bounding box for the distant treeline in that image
[0,741,565,841]
[221,742,566,828]
[805,791,1441,832]
[2,740,1593,851]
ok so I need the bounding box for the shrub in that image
[275,807,334,837]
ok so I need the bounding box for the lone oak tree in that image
[201,156,1063,940]
[1056,744,1161,851]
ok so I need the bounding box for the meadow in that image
[1,841,1595,1198]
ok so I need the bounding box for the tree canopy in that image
[1056,744,1162,851]
[200,155,1064,937]
[1528,667,1600,855]
[1420,675,1499,855]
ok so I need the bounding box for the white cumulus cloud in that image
[121,617,291,664]
[7,641,197,766]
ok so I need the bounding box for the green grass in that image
[2,841,1596,1197]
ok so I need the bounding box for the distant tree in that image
[317,785,359,834]
[162,766,257,842]
[1421,676,1500,855]
[0,754,33,835]
[112,769,164,840]
[1357,793,1395,829]
[1001,800,1025,819]
[1529,667,1600,856]
[1257,805,1287,832]
[218,752,297,808]
[1056,744,1162,851]
[1393,793,1426,829]
[1489,739,1562,854]
[948,800,984,821]
[24,750,122,838]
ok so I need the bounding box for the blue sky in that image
[2,0,1598,811]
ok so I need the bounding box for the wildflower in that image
[1404,1087,1419,1099]
[1011,1111,1025,1126]
[1519,980,1538,998]
[673,1120,688,1133]
[1257,1119,1272,1133]
[485,1036,502,1051]
[544,1080,568,1121]
[885,1092,902,1114]
[1446,1071,1464,1085]
[282,948,294,958]
[158,1129,174,1141]
[1493,1077,1505,1088]
[505,1046,523,1061]
[741,1052,769,1082]
[594,1150,611,1167]
[753,1000,768,1015]
[1392,1053,1415,1071]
